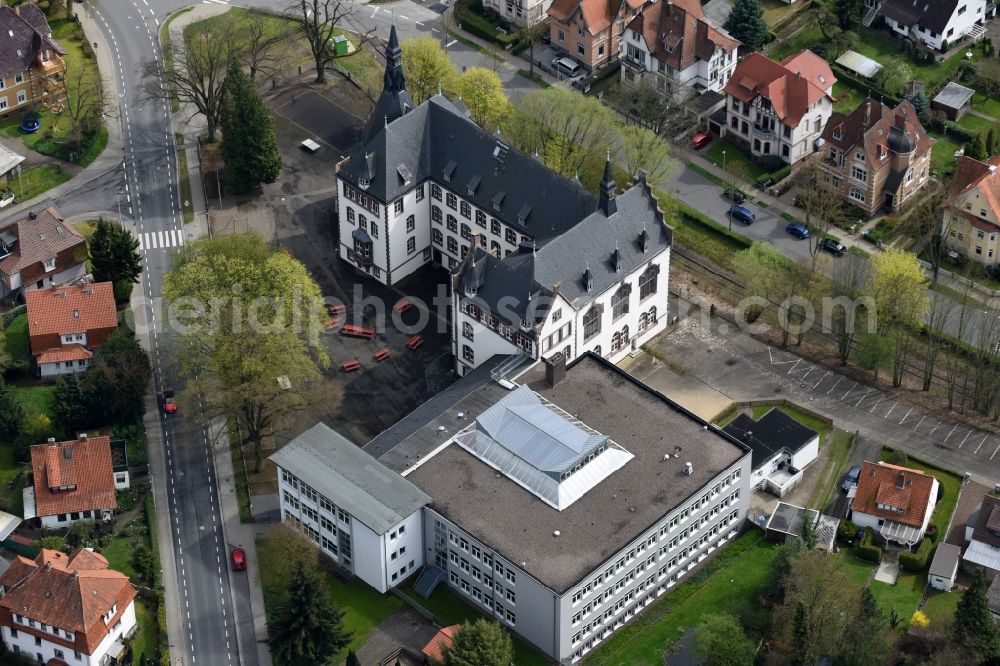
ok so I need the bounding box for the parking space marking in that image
[930,421,941,436]
[959,429,973,449]
[826,376,842,394]
[869,395,885,412]
[898,407,913,425]
[786,359,801,374]
[854,389,872,407]
[812,370,830,389]
[992,442,1000,460]
[975,434,990,456]
[884,402,896,419]
[944,424,959,442]
[911,414,925,430]
[842,382,858,400]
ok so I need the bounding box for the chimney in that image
[864,100,871,126]
[989,165,997,175]
[27,211,36,220]
[544,352,567,387]
[46,437,55,443]
[684,462,694,476]
[79,433,87,440]
[895,113,906,129]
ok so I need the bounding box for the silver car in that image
[842,464,861,492]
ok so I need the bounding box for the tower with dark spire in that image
[362,24,415,144]
[599,153,617,217]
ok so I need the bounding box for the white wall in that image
[39,508,106,529]
[620,29,735,99]
[352,519,388,593]
[2,600,136,666]
[790,435,819,470]
[885,0,987,50]
[38,359,88,377]
[384,510,424,588]
[929,570,956,591]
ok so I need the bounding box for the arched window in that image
[621,325,629,343]
[639,264,659,300]
[593,345,602,356]
[648,305,657,323]
[612,283,632,320]
[849,186,865,203]
[611,331,623,353]
[583,305,602,340]
[638,312,650,332]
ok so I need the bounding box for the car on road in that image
[729,204,755,225]
[786,222,810,239]
[723,188,746,204]
[842,464,862,492]
[691,132,712,150]
[230,547,246,572]
[161,389,177,415]
[819,238,847,256]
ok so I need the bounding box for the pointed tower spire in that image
[600,151,617,217]
[362,24,415,144]
[384,24,405,93]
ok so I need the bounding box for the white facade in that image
[882,0,989,50]
[37,357,89,377]
[2,600,136,666]
[482,0,552,28]
[275,465,425,594]
[620,28,737,98]
[725,94,832,165]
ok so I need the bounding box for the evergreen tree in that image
[0,376,25,443]
[693,613,758,666]
[792,601,811,665]
[268,560,350,666]
[52,373,93,435]
[725,0,769,50]
[443,619,514,666]
[345,651,361,666]
[800,512,818,550]
[839,587,887,666]
[87,329,151,425]
[989,126,998,154]
[765,538,803,601]
[89,218,142,288]
[968,132,990,160]
[907,92,929,122]
[220,62,281,194]
[954,568,1000,660]
[832,0,866,29]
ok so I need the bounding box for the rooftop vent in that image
[553,530,560,537]
[492,191,505,211]
[72,309,79,318]
[47,437,55,443]
[443,159,457,182]
[79,433,87,440]
[684,462,693,476]
[492,141,509,162]
[28,211,36,220]
[437,426,446,433]
[467,175,481,196]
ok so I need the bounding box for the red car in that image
[691,132,712,150]
[161,389,177,415]
[230,547,246,572]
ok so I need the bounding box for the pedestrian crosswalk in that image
[137,229,185,251]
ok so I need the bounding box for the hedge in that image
[899,537,936,572]
[455,0,517,48]
[942,120,975,143]
[770,164,793,184]
[1,304,25,327]
[856,528,883,562]
[676,201,753,250]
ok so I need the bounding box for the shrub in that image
[886,449,909,466]
[925,523,939,542]
[770,164,793,183]
[837,520,860,544]
[676,202,753,250]
[756,154,786,173]
[899,537,936,571]
[943,120,975,143]
[911,610,930,628]
[857,528,883,562]
[454,0,516,47]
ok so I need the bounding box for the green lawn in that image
[102,533,138,580]
[583,532,776,665]
[769,22,826,61]
[972,93,1000,120]
[761,0,802,27]
[4,313,29,366]
[808,428,855,512]
[870,572,927,629]
[923,588,960,631]
[131,599,160,665]
[833,81,866,115]
[401,581,552,666]
[849,32,975,91]
[175,133,193,224]
[704,138,768,180]
[957,113,996,134]
[835,553,875,585]
[258,529,403,664]
[929,132,964,176]
[11,385,55,420]
[879,449,962,532]
[14,165,71,203]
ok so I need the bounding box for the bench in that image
[406,335,424,350]
[374,348,391,362]
[300,138,321,152]
[324,317,341,330]
[393,299,414,314]
[341,360,361,372]
[327,303,346,316]
[341,325,374,340]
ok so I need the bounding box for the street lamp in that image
[723,149,733,231]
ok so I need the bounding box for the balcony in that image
[621,56,645,73]
[751,124,776,139]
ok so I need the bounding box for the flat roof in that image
[270,423,431,535]
[835,50,883,79]
[933,81,975,110]
[404,354,749,593]
[766,502,818,536]
[929,542,961,579]
[722,409,818,470]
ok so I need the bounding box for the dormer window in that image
[43,257,55,272]
[443,159,457,182]
[358,176,370,190]
[492,191,505,211]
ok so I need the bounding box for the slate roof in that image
[0,206,85,278]
[929,542,961,579]
[626,0,738,73]
[269,423,431,535]
[453,174,671,326]
[339,95,598,245]
[0,548,136,655]
[881,0,961,34]
[721,408,818,470]
[933,81,975,110]
[29,437,117,518]
[723,50,835,127]
[970,494,1000,548]
[850,461,936,528]
[0,4,65,78]
[821,100,933,168]
[363,25,414,145]
[26,282,117,351]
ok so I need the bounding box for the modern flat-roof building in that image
[722,408,819,497]
[271,353,752,662]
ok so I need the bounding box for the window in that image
[406,215,415,232]
[461,223,472,240]
[415,184,425,201]
[346,207,355,224]
[583,306,601,340]
[431,184,442,200]
[432,206,442,223]
[15,90,24,105]
[639,264,658,300]
[463,322,474,340]
[407,237,416,254]
[446,193,457,209]
[463,345,474,363]
[505,229,517,244]
[394,199,404,215]
[447,237,458,254]
[475,210,486,227]
[432,229,443,246]
[447,215,458,233]
[612,283,631,320]
[461,201,471,218]
[491,219,501,235]
[370,222,378,239]
[849,186,865,203]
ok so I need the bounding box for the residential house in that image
[483,0,552,28]
[963,493,1000,578]
[547,0,644,71]
[849,460,939,548]
[0,548,137,666]
[422,625,461,665]
[942,155,1000,266]
[722,407,820,497]
[23,435,123,529]
[0,3,66,116]
[876,0,991,51]
[817,99,933,215]
[272,353,752,663]
[337,27,673,375]
[619,0,739,99]
[722,50,836,165]
[0,207,87,301]
[25,282,117,377]
[929,542,961,591]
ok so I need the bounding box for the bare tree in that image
[515,21,548,76]
[607,79,691,138]
[795,164,850,272]
[620,124,675,186]
[828,254,872,366]
[61,62,111,155]
[922,291,957,391]
[285,0,374,84]
[241,10,301,83]
[141,24,241,142]
[918,192,951,283]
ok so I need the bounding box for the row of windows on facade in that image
[448,569,518,625]
[582,267,659,341]
[570,479,741,606]
[448,552,519,603]
[281,470,353,523]
[286,514,354,565]
[0,88,28,111]
[964,200,997,220]
[446,530,518,585]
[390,559,415,583]
[282,492,353,539]
[7,636,83,663]
[53,509,100,522]
[460,302,534,351]
[9,615,75,642]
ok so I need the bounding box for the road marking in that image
[883,402,896,418]
[975,434,990,455]
[812,370,829,389]
[855,390,872,407]
[944,424,959,442]
[959,429,973,449]
[827,377,842,394]
[371,6,378,16]
[801,365,815,381]
[400,14,410,19]
[869,395,884,412]
[787,359,801,375]
[447,39,457,47]
[929,421,941,436]
[841,382,857,400]
[899,407,914,425]
[992,442,1000,460]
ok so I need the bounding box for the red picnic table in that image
[406,335,424,350]
[341,360,361,372]
[374,348,391,362]
[341,325,374,340]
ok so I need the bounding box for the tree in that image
[345,651,361,666]
[268,559,350,665]
[608,79,691,137]
[724,0,769,49]
[220,62,282,193]
[795,164,849,272]
[765,538,803,601]
[733,242,807,346]
[0,377,25,444]
[87,329,152,426]
[286,0,374,84]
[907,91,930,122]
[974,58,1000,99]
[141,23,242,142]
[132,543,156,586]
[620,125,675,185]
[954,568,1000,660]
[989,126,998,154]
[239,9,300,83]
[89,218,142,287]
[692,613,756,666]
[827,254,872,366]
[855,333,895,380]
[515,20,549,76]
[869,248,929,386]
[161,233,333,471]
[828,30,859,59]
[453,67,508,132]
[878,61,913,96]
[61,60,109,156]
[443,619,514,666]
[23,413,52,445]
[401,36,458,105]
[832,0,866,30]
[800,511,817,549]
[839,587,887,666]
[52,373,94,436]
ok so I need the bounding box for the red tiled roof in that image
[29,437,117,518]
[0,207,84,277]
[423,624,461,663]
[0,548,136,656]
[948,155,1000,221]
[548,0,617,33]
[821,99,933,168]
[26,282,116,342]
[723,50,836,127]
[35,344,93,365]
[626,0,738,72]
[850,461,936,528]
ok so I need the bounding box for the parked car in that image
[551,57,581,78]
[691,132,712,150]
[723,188,746,203]
[161,389,177,415]
[842,464,862,492]
[819,238,846,256]
[729,204,755,225]
[230,547,246,572]
[786,222,810,239]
